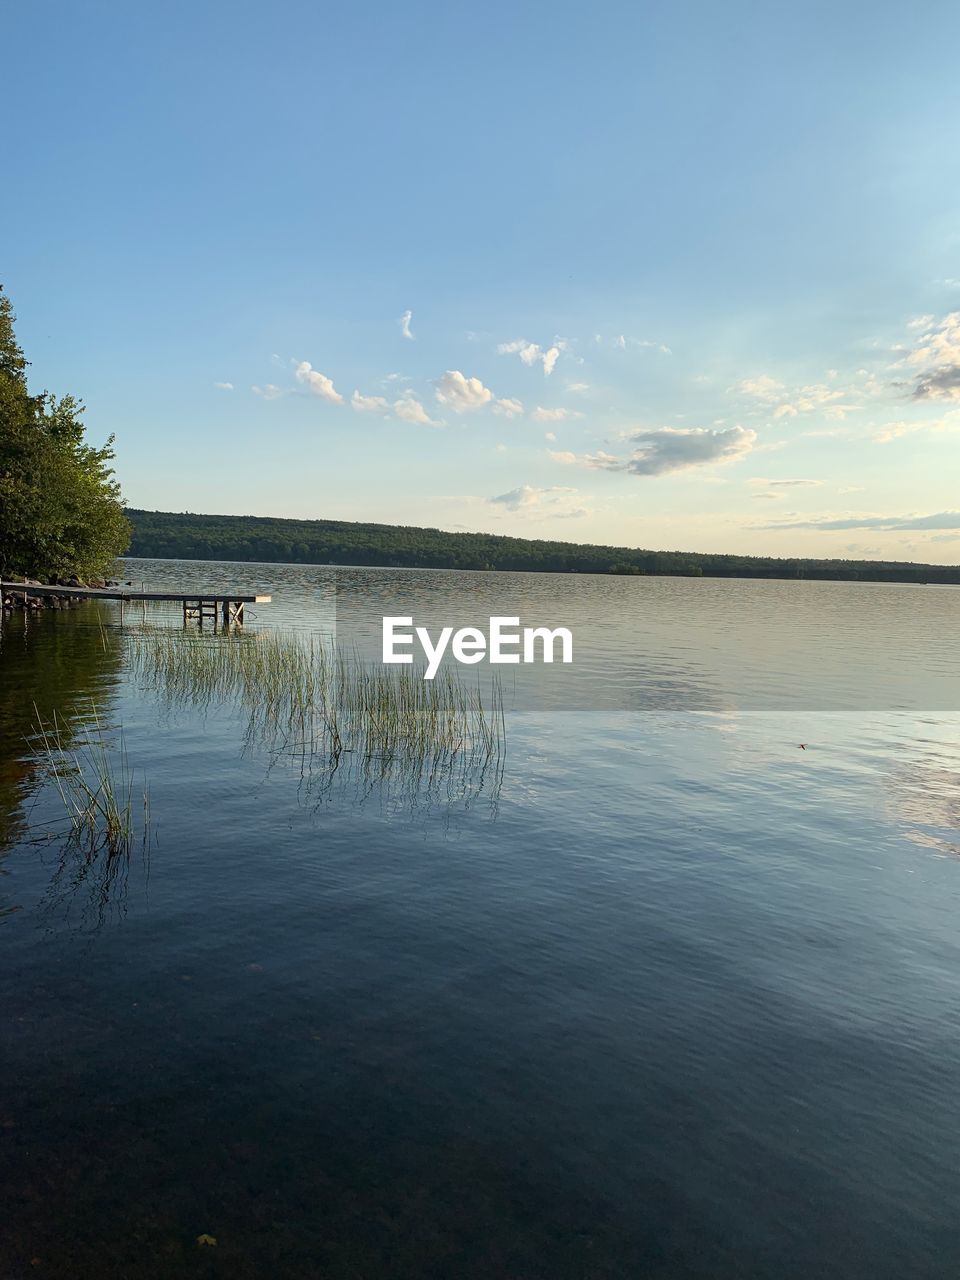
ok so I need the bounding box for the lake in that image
[2,558,960,1278]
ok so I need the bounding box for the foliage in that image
[0,286,130,580]
[126,507,960,585]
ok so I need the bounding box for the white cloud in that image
[434,370,494,413]
[734,375,785,402]
[497,338,562,376]
[294,361,343,404]
[747,478,822,488]
[214,381,234,391]
[872,410,959,442]
[492,397,524,418]
[498,339,540,365]
[531,406,583,423]
[735,374,856,420]
[400,309,414,341]
[551,425,757,477]
[902,313,960,400]
[352,390,390,413]
[599,334,670,354]
[488,484,588,518]
[394,389,442,427]
[760,510,960,532]
[566,382,590,393]
[252,384,283,400]
[773,385,852,419]
[874,421,922,442]
[544,431,557,441]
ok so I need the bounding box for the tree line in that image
[0,287,129,581]
[126,508,960,584]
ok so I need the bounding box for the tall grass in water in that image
[30,702,150,857]
[128,629,505,809]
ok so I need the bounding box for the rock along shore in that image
[1,577,132,614]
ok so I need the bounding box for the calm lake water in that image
[2,558,960,1278]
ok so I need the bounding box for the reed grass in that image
[30,702,149,857]
[127,628,505,797]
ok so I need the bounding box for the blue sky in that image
[5,0,960,561]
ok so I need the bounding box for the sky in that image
[5,0,960,562]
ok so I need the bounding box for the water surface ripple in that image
[2,560,960,1278]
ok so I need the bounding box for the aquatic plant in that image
[30,702,149,858]
[127,627,505,810]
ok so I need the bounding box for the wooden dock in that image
[0,581,271,626]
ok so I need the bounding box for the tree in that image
[0,286,130,580]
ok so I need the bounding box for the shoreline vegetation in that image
[15,624,505,895]
[125,627,506,814]
[127,507,960,585]
[1,287,129,585]
[129,627,505,775]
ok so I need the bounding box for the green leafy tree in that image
[0,286,130,580]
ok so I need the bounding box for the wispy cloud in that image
[434,370,494,413]
[760,510,960,532]
[873,412,960,442]
[488,484,588,518]
[497,338,563,376]
[531,406,583,423]
[214,381,234,391]
[492,397,524,418]
[295,361,344,404]
[551,425,756,477]
[598,334,671,354]
[733,375,785,402]
[252,384,283,400]
[734,375,855,420]
[773,385,854,420]
[352,390,390,413]
[400,309,414,341]
[747,477,822,488]
[394,389,443,427]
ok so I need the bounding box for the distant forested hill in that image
[124,508,960,584]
